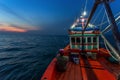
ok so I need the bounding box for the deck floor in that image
[54,57,116,80]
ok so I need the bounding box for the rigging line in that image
[103,0,120,54]
[102,16,120,33]
[71,0,86,28]
[96,21,107,27]
[82,0,100,51]
[114,11,120,18]
[0,2,35,26]
[103,37,118,61]
[100,33,120,61]
[104,5,110,24]
[95,11,120,27]
[92,4,104,25]
[81,0,85,14]
[70,0,82,28]
[84,0,88,12]
[79,0,83,14]
[117,20,120,25]
[83,0,100,32]
[100,9,105,31]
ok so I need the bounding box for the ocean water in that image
[0,34,68,80]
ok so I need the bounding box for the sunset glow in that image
[0,24,27,32]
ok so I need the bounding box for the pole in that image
[103,0,120,53]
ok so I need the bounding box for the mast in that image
[82,0,120,55]
[103,0,120,52]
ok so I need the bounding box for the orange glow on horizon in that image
[0,24,27,32]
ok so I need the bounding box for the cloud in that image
[0,23,37,32]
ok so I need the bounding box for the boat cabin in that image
[69,26,100,59]
[69,18,100,52]
[69,31,99,50]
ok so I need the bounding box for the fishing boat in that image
[41,0,120,80]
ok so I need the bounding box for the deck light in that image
[82,11,87,16]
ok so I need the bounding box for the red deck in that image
[41,57,116,80]
[55,57,116,80]
[41,46,119,80]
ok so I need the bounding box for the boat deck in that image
[54,57,116,80]
[41,47,119,80]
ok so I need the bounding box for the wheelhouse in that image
[69,32,99,50]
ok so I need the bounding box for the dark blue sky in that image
[0,0,120,35]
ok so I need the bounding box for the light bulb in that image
[82,11,87,16]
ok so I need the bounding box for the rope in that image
[95,11,120,27]
[92,5,104,25]
[83,0,88,13]
[104,5,110,24]
[102,16,120,33]
[100,33,120,62]
[100,9,106,30]
[70,0,84,29]
[114,11,120,18]
[99,8,119,61]
[103,37,118,61]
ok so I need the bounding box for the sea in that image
[0,34,69,80]
[0,33,117,80]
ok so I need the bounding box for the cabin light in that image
[81,18,85,22]
[88,23,94,28]
[80,16,83,18]
[82,11,87,16]
[71,24,75,29]
[71,22,78,28]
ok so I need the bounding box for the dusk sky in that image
[0,0,120,35]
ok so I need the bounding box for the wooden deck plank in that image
[80,57,116,80]
[74,64,82,80]
[68,62,75,80]
[45,56,116,80]
[62,62,72,80]
[57,72,65,80]
[98,57,120,79]
[56,61,83,80]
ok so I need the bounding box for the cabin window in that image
[71,37,75,44]
[88,37,91,43]
[76,37,80,44]
[93,37,97,42]
[82,37,86,43]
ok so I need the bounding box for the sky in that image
[0,0,120,35]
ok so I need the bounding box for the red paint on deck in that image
[41,57,116,80]
[41,46,118,80]
[80,57,116,80]
[41,58,57,80]
[98,57,120,79]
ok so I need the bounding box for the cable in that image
[83,0,88,13]
[102,16,120,33]
[101,33,120,61]
[103,37,118,61]
[92,5,104,25]
[95,11,120,28]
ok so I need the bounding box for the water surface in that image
[0,34,68,80]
